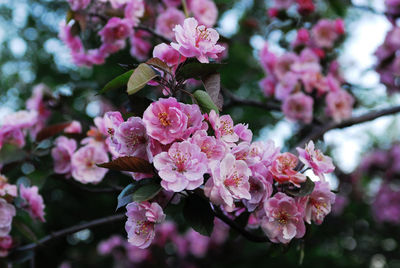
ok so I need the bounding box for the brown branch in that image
[295,105,400,149]
[135,25,172,43]
[14,214,125,252]
[222,88,281,111]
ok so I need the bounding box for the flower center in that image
[224,171,242,188]
[134,220,153,236]
[158,112,171,127]
[172,150,188,172]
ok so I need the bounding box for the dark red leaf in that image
[36,122,72,141]
[97,156,153,173]
[202,73,223,110]
[146,57,172,74]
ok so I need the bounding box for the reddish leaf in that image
[146,57,172,74]
[36,122,72,141]
[202,73,223,110]
[97,156,153,173]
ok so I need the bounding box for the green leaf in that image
[116,183,136,211]
[100,69,134,94]
[132,182,162,202]
[183,195,214,236]
[193,90,220,114]
[0,144,27,165]
[178,62,224,80]
[127,63,158,95]
[286,177,315,197]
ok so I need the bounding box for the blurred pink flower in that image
[20,184,46,222]
[188,0,218,27]
[282,92,313,124]
[325,89,354,122]
[0,199,15,236]
[156,8,186,40]
[52,136,77,175]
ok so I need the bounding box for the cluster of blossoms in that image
[97,218,229,267]
[0,175,45,257]
[258,18,354,123]
[375,1,400,94]
[60,0,219,66]
[352,144,400,224]
[57,93,336,247]
[267,0,316,17]
[385,0,400,22]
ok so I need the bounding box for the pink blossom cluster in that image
[60,0,221,66]
[268,0,315,17]
[372,183,400,224]
[375,26,400,94]
[98,218,229,265]
[258,20,353,124]
[0,84,51,150]
[385,0,400,21]
[90,97,336,247]
[0,174,46,257]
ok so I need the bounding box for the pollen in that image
[158,112,171,127]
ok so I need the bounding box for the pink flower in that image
[269,152,306,187]
[273,0,295,9]
[275,73,299,101]
[296,141,335,179]
[64,121,82,134]
[124,0,145,26]
[0,235,13,257]
[262,192,306,243]
[259,77,276,97]
[99,17,133,45]
[143,97,188,145]
[154,141,208,192]
[156,8,186,40]
[208,110,239,144]
[114,117,148,158]
[71,145,109,184]
[311,19,339,49]
[125,202,165,249]
[189,130,226,162]
[2,110,38,129]
[282,92,314,124]
[171,17,225,63]
[244,176,273,212]
[97,235,124,255]
[0,126,25,150]
[274,53,298,80]
[129,30,152,61]
[325,89,354,122]
[109,0,131,9]
[188,0,218,27]
[0,175,17,197]
[185,229,210,257]
[26,84,51,124]
[0,199,15,236]
[296,0,315,15]
[292,28,310,47]
[19,184,46,222]
[153,43,186,67]
[259,43,277,73]
[52,136,77,175]
[303,181,335,224]
[204,154,251,211]
[67,0,90,11]
[181,103,204,139]
[234,124,253,142]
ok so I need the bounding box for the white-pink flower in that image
[188,0,218,27]
[325,89,354,122]
[153,43,186,68]
[311,19,340,49]
[204,153,251,211]
[19,184,46,222]
[64,121,82,134]
[189,130,227,162]
[156,8,186,40]
[262,192,306,244]
[303,181,335,224]
[154,141,208,192]
[71,145,109,184]
[282,92,314,124]
[125,202,165,249]
[52,136,77,175]
[296,141,335,179]
[208,110,239,144]
[0,175,17,197]
[0,199,15,236]
[124,0,145,26]
[171,17,225,63]
[143,97,188,145]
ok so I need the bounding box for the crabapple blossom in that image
[67,0,90,11]
[325,89,354,122]
[124,0,145,25]
[125,202,165,249]
[113,117,148,158]
[99,17,133,45]
[262,192,306,244]
[0,199,15,236]
[143,97,188,145]
[372,183,400,224]
[311,19,340,49]
[155,8,186,40]
[71,145,109,184]
[208,110,239,144]
[269,153,306,187]
[303,181,335,224]
[282,92,314,124]
[204,153,251,211]
[153,43,186,67]
[52,136,77,175]
[234,124,253,142]
[0,235,12,257]
[189,130,226,162]
[296,141,335,179]
[154,141,208,192]
[0,175,16,197]
[19,184,46,222]
[171,17,225,63]
[64,121,82,134]
[188,0,218,27]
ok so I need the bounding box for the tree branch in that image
[222,88,281,111]
[135,25,172,43]
[14,214,125,252]
[295,105,400,148]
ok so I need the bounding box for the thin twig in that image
[135,25,172,43]
[14,214,125,252]
[222,88,281,111]
[295,105,400,148]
